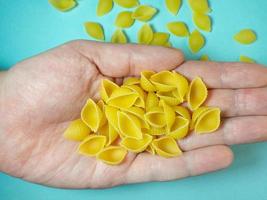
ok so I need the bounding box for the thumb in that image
[71,40,184,77]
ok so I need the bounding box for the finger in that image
[179,116,267,151]
[125,145,233,184]
[70,40,184,77]
[175,61,267,89]
[205,87,267,117]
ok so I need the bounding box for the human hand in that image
[0,40,266,189]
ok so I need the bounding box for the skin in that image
[0,40,267,189]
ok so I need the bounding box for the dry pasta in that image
[115,11,135,28]
[234,29,257,45]
[188,0,211,14]
[84,22,105,40]
[150,32,170,46]
[138,24,154,44]
[165,0,181,15]
[111,29,128,44]
[97,0,113,17]
[193,12,211,32]
[132,5,157,22]
[113,0,139,8]
[167,21,189,37]
[64,70,221,165]
[189,30,205,53]
[240,55,256,63]
[48,0,77,12]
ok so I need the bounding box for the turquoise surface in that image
[0,0,267,199]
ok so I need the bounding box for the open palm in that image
[0,40,266,188]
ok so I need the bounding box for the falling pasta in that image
[63,70,221,165]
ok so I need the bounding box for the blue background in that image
[0,0,267,199]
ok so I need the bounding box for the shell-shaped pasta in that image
[63,119,91,141]
[113,0,139,8]
[120,134,152,153]
[111,29,128,44]
[190,106,209,130]
[147,127,166,136]
[173,106,191,121]
[123,85,146,108]
[152,136,182,158]
[168,116,189,139]
[105,105,120,131]
[97,146,127,165]
[195,107,221,134]
[150,32,170,46]
[118,112,143,139]
[98,123,119,145]
[81,99,103,132]
[200,54,210,61]
[138,24,154,44]
[188,0,211,14]
[78,134,106,156]
[187,77,208,110]
[193,12,211,32]
[107,87,138,109]
[97,100,107,127]
[150,71,178,92]
[172,71,189,101]
[123,77,140,85]
[122,106,149,129]
[140,70,156,92]
[100,79,119,103]
[234,29,257,45]
[97,0,113,17]
[167,21,189,37]
[165,0,181,15]
[144,107,166,128]
[146,92,159,111]
[48,0,76,12]
[84,22,105,40]
[240,55,255,63]
[145,144,155,155]
[115,11,135,28]
[161,100,175,131]
[164,41,172,47]
[189,30,205,53]
[157,91,182,106]
[132,5,157,22]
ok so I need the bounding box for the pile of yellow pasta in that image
[64,70,221,165]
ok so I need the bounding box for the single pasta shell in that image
[165,0,181,15]
[152,136,182,158]
[122,106,149,129]
[190,106,209,130]
[200,54,209,61]
[100,79,119,103]
[161,100,175,131]
[63,119,91,141]
[195,107,221,134]
[146,92,159,111]
[118,111,143,139]
[113,0,139,8]
[167,21,189,37]
[105,105,120,132]
[150,32,170,46]
[48,0,76,12]
[157,91,182,106]
[138,23,154,44]
[123,85,146,108]
[111,29,128,44]
[167,116,189,139]
[120,134,153,153]
[173,106,191,121]
[115,11,135,28]
[81,98,103,132]
[144,107,166,128]
[107,87,139,109]
[140,70,156,92]
[150,71,178,92]
[193,12,211,32]
[97,0,113,17]
[78,134,106,156]
[234,29,257,45]
[188,0,211,14]
[172,71,189,101]
[189,30,205,53]
[240,55,256,63]
[97,146,127,165]
[132,5,157,22]
[84,22,105,40]
[187,77,208,110]
[123,77,140,85]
